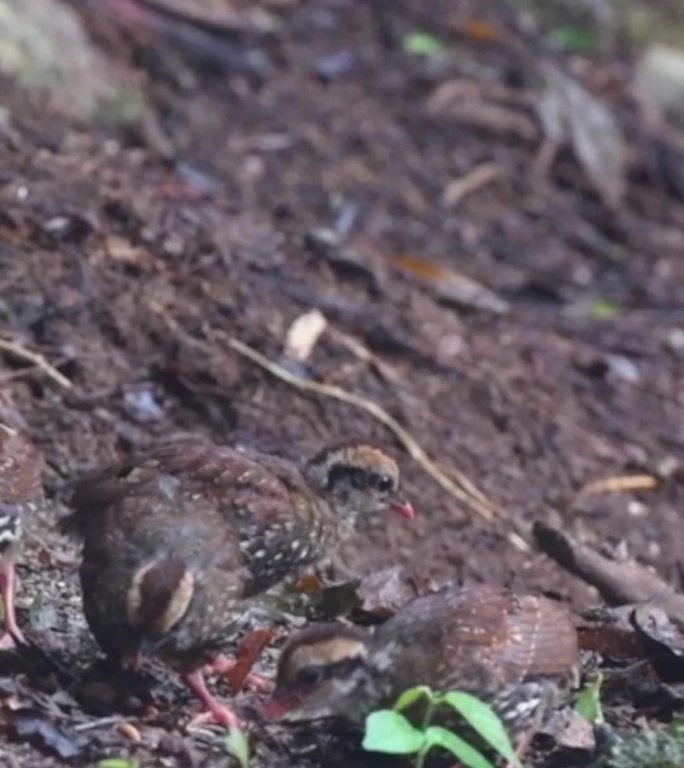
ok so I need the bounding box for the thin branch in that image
[442,162,501,208]
[578,474,658,497]
[73,716,126,733]
[0,337,72,390]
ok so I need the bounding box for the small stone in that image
[627,501,648,517]
[606,354,641,383]
[665,328,684,352]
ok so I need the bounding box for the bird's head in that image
[264,623,373,723]
[304,442,415,530]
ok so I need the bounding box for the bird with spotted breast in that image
[0,424,43,649]
[266,584,578,743]
[65,435,414,727]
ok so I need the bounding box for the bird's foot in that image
[182,668,243,730]
[0,560,25,649]
[210,654,273,693]
[186,702,242,730]
[0,625,26,650]
[0,632,18,651]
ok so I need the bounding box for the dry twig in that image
[578,474,659,497]
[442,162,501,208]
[327,326,404,386]
[0,337,72,390]
[534,522,684,628]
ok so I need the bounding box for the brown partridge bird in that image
[66,436,413,727]
[0,424,43,649]
[266,585,578,737]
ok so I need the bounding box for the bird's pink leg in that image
[182,668,241,729]
[209,654,273,693]
[0,557,25,649]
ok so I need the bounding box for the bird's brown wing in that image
[507,594,578,678]
[144,438,317,525]
[373,586,577,695]
[146,439,330,582]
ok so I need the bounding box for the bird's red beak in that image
[389,499,416,520]
[262,696,288,720]
[262,690,302,720]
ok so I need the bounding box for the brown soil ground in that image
[1,0,684,765]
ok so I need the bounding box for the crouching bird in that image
[266,585,578,748]
[65,435,414,727]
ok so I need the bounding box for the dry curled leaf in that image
[535,59,627,206]
[452,18,502,43]
[396,255,509,315]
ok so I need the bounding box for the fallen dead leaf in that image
[283,309,328,363]
[118,721,142,742]
[396,254,509,315]
[535,59,627,206]
[452,18,502,43]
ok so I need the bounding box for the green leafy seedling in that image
[97,760,138,768]
[394,685,434,712]
[225,725,250,768]
[575,673,604,724]
[588,299,622,319]
[425,726,495,768]
[363,710,426,754]
[442,691,521,768]
[364,686,522,768]
[549,26,596,52]
[403,32,444,57]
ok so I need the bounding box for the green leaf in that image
[97,761,138,768]
[549,26,596,52]
[588,299,622,319]
[363,710,425,755]
[403,32,444,57]
[394,685,434,712]
[441,692,520,767]
[225,726,250,768]
[425,726,496,768]
[575,673,604,724]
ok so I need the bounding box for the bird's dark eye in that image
[375,474,394,493]
[296,666,324,687]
